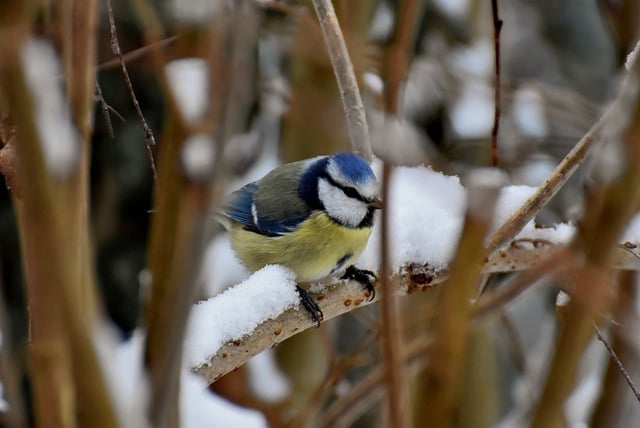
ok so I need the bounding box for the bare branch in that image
[311,0,372,161]
[490,0,503,167]
[106,0,158,183]
[594,324,640,403]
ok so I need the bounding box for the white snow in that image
[0,382,7,413]
[431,0,471,19]
[201,234,250,297]
[21,38,80,177]
[626,39,639,71]
[101,330,265,427]
[184,265,299,369]
[358,166,574,274]
[245,349,290,403]
[449,40,494,78]
[181,134,216,180]
[167,0,224,25]
[166,58,209,123]
[493,185,574,243]
[451,81,495,138]
[622,212,640,244]
[358,163,467,272]
[512,87,548,138]
[181,372,266,428]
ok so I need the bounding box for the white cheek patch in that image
[318,178,368,228]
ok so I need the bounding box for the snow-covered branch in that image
[190,241,640,384]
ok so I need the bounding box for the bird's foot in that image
[341,265,377,301]
[296,286,323,327]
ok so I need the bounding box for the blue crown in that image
[330,152,375,184]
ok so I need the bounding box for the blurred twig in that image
[531,40,640,428]
[97,35,178,70]
[594,324,640,403]
[420,176,501,427]
[490,0,502,167]
[106,0,158,184]
[311,0,372,160]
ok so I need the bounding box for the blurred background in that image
[1,0,639,427]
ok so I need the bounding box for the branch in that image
[594,324,640,403]
[193,242,640,384]
[311,0,372,161]
[106,0,158,184]
[490,0,503,167]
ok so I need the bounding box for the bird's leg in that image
[296,286,323,327]
[341,265,377,301]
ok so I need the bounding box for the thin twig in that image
[311,0,372,161]
[485,107,609,254]
[97,35,178,70]
[105,0,158,184]
[490,0,502,167]
[94,80,115,138]
[594,324,640,403]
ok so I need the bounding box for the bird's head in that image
[300,152,381,228]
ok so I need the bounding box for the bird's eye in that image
[343,186,360,199]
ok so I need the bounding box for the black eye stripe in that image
[322,173,368,202]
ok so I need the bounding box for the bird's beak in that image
[369,198,383,209]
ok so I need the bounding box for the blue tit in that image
[220,152,382,325]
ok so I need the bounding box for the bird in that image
[219,152,382,326]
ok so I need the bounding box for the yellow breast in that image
[229,211,373,281]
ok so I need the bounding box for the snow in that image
[358,163,467,272]
[493,185,574,243]
[201,234,250,297]
[449,40,494,78]
[182,372,266,428]
[451,81,495,138]
[512,87,548,138]
[431,0,471,19]
[167,0,224,24]
[165,59,209,123]
[21,38,80,177]
[626,40,639,71]
[184,265,299,369]
[622,213,640,244]
[358,166,574,274]
[246,349,290,403]
[101,330,265,427]
[181,134,216,180]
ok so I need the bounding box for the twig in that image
[311,0,372,161]
[105,0,158,184]
[378,162,407,427]
[594,324,640,403]
[490,0,503,167]
[97,35,178,70]
[485,108,609,254]
[94,80,114,138]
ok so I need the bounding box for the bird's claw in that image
[341,266,377,301]
[296,286,323,327]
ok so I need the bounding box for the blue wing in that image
[223,182,307,237]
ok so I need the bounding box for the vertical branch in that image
[490,0,502,167]
[311,0,372,160]
[379,163,407,427]
[378,1,424,426]
[106,0,159,184]
[420,175,501,427]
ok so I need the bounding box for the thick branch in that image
[194,242,640,384]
